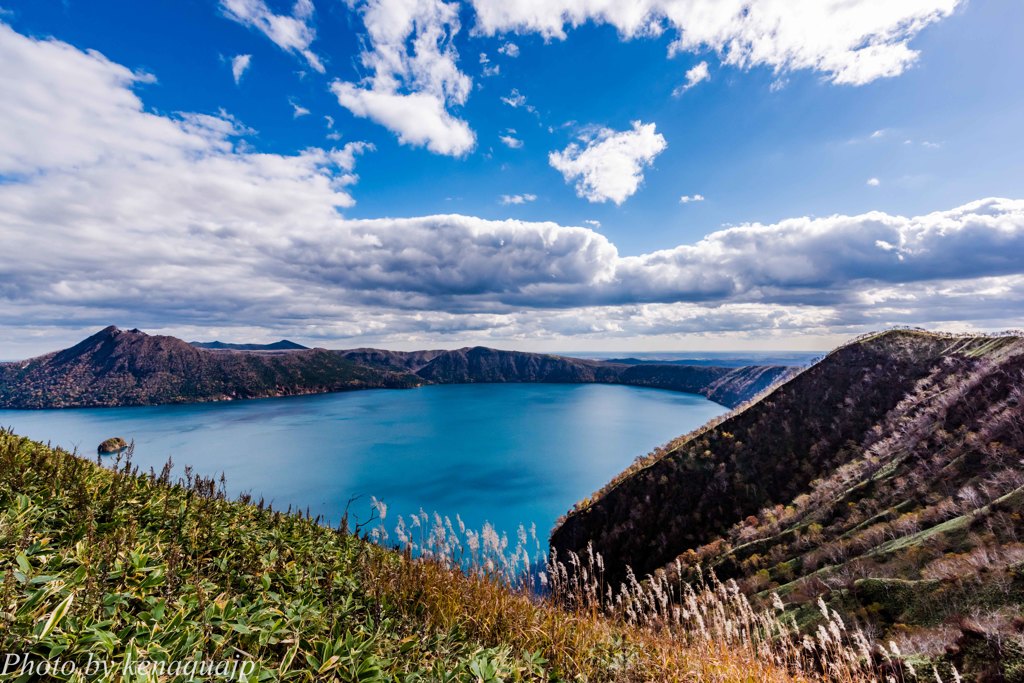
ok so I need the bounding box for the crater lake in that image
[0,383,725,544]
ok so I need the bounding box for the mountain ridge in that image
[0,326,421,408]
[190,339,309,351]
[0,326,791,409]
[550,328,1024,678]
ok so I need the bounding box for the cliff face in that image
[614,364,793,408]
[550,330,1024,676]
[0,327,420,408]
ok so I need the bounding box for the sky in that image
[0,0,1023,357]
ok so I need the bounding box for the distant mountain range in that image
[0,326,792,409]
[190,339,309,351]
[551,329,1024,678]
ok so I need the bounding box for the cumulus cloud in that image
[867,177,881,186]
[549,121,667,204]
[332,84,474,156]
[500,193,537,205]
[220,0,324,73]
[289,98,310,117]
[231,54,252,84]
[673,60,709,95]
[330,0,474,156]
[2,21,1024,349]
[679,194,704,203]
[469,0,961,85]
[498,42,519,57]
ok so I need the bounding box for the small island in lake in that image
[97,436,127,454]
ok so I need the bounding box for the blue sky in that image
[1,0,1023,356]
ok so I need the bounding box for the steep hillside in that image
[551,330,1024,678]
[615,363,790,408]
[0,326,419,408]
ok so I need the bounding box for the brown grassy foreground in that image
[0,429,948,681]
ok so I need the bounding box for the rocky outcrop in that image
[97,436,127,454]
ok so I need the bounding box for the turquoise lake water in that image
[0,384,725,544]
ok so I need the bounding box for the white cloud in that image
[500,193,537,205]
[501,88,528,108]
[479,52,500,76]
[549,121,667,204]
[290,98,310,117]
[584,219,601,228]
[867,177,881,186]
[231,54,252,84]
[3,21,1024,348]
[500,132,523,148]
[870,128,887,139]
[498,42,519,57]
[220,0,324,73]
[330,0,474,156]
[469,0,961,86]
[673,60,709,96]
[679,193,705,204]
[332,84,474,156]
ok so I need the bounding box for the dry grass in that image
[0,429,965,681]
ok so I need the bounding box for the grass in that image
[0,429,950,682]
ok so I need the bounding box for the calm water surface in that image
[0,384,724,542]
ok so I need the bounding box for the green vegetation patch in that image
[0,432,565,681]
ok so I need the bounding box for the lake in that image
[0,383,725,545]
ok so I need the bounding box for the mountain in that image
[551,329,1024,678]
[0,327,791,409]
[337,347,448,372]
[413,346,620,383]
[0,326,420,408]
[373,346,791,408]
[190,339,308,351]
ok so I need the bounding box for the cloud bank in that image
[469,0,961,86]
[311,0,962,155]
[1,21,1021,351]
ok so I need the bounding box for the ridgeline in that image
[552,329,1024,679]
[0,326,791,409]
